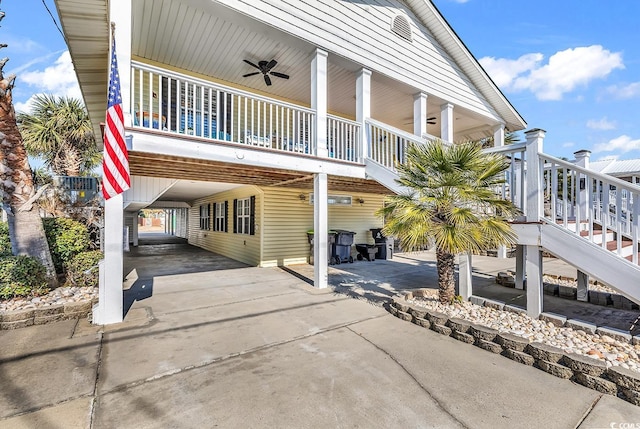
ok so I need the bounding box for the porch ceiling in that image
[56,0,499,144]
[128,152,392,198]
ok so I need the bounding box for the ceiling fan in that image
[404,116,437,125]
[242,59,289,86]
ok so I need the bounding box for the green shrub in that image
[0,255,49,299]
[43,218,90,273]
[0,222,11,257]
[64,250,103,287]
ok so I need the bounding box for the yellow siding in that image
[188,186,262,266]
[260,187,386,267]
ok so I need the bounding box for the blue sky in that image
[3,0,640,162]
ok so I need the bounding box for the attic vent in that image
[391,14,412,42]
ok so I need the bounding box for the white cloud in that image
[606,82,640,99]
[586,117,616,131]
[480,45,624,101]
[593,135,640,153]
[562,142,575,148]
[16,51,82,113]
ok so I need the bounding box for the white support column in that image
[440,103,454,143]
[525,245,543,317]
[94,194,124,324]
[574,150,591,221]
[515,245,525,290]
[311,49,328,158]
[313,173,328,289]
[110,0,132,127]
[356,68,371,159]
[413,92,428,137]
[495,123,507,258]
[493,124,505,147]
[577,270,589,302]
[458,252,473,300]
[132,211,139,247]
[523,129,546,318]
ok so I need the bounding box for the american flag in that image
[102,36,130,200]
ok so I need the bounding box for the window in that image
[199,204,210,230]
[233,196,255,235]
[309,194,352,206]
[213,201,228,232]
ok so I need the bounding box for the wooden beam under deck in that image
[128,152,392,195]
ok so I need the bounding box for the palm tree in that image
[377,140,519,304]
[17,95,100,177]
[0,20,58,286]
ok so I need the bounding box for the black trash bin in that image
[332,230,355,264]
[370,228,393,260]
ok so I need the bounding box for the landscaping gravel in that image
[408,291,640,373]
[0,287,98,312]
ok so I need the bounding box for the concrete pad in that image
[93,327,464,429]
[350,316,603,429]
[0,320,100,419]
[578,394,640,428]
[0,397,92,429]
[97,284,386,393]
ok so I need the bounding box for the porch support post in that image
[413,92,428,137]
[493,124,505,147]
[132,211,139,246]
[577,270,590,302]
[311,48,328,158]
[523,129,545,318]
[110,0,132,127]
[574,150,591,221]
[356,68,372,160]
[313,173,329,289]
[440,102,454,143]
[458,252,472,300]
[515,245,525,290]
[495,124,507,258]
[525,245,543,317]
[94,194,124,324]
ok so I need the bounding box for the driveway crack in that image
[346,326,470,429]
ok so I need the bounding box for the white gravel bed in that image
[0,287,98,312]
[541,274,616,294]
[408,294,640,373]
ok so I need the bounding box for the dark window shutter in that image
[233,199,238,233]
[213,202,217,231]
[224,201,229,232]
[249,195,256,236]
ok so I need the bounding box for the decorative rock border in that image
[496,271,639,311]
[388,291,640,406]
[0,299,96,330]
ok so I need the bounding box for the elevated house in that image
[55,0,640,324]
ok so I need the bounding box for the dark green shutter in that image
[224,201,229,232]
[213,202,217,231]
[233,199,238,233]
[249,195,256,236]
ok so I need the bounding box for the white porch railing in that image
[365,118,436,170]
[131,62,316,156]
[540,154,640,264]
[483,143,527,213]
[327,114,361,163]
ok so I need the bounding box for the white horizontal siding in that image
[221,0,499,120]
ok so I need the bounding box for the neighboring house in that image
[55,0,640,324]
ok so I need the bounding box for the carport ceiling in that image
[129,152,391,195]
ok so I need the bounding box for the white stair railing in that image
[365,118,436,170]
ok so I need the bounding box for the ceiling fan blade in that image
[427,116,436,121]
[270,71,289,79]
[266,59,277,70]
[264,74,272,86]
[242,72,261,77]
[243,59,260,69]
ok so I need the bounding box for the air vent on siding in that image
[391,14,412,42]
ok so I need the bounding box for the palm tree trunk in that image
[436,247,455,304]
[0,93,58,287]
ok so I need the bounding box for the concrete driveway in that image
[1,241,640,428]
